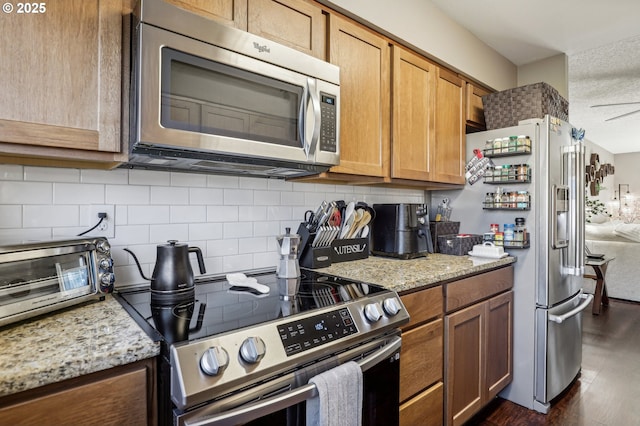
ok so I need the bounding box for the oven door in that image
[175,334,401,426]
[134,23,339,167]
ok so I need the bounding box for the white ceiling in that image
[430,0,640,154]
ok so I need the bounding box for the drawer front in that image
[400,381,443,426]
[445,266,513,313]
[400,285,443,330]
[400,318,443,402]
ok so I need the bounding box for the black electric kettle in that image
[151,240,206,294]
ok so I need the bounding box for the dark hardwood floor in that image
[469,298,640,425]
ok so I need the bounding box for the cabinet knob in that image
[240,337,266,364]
[200,346,229,376]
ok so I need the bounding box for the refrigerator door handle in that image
[563,143,586,276]
[548,293,594,324]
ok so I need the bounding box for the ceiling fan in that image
[590,101,640,121]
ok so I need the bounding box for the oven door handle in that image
[181,335,402,426]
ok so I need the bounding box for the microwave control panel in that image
[319,93,337,153]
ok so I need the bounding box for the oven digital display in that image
[277,308,358,356]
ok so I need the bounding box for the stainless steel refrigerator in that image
[434,115,591,413]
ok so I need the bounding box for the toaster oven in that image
[0,237,115,327]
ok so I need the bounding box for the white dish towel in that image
[306,361,363,426]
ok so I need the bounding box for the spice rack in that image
[482,135,532,157]
[483,164,531,184]
[481,136,532,249]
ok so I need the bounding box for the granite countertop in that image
[316,253,516,292]
[0,295,160,397]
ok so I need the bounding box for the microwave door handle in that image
[300,78,321,159]
[182,336,402,426]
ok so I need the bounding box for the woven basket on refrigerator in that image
[482,82,569,130]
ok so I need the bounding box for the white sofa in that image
[583,221,640,302]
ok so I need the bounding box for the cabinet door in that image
[486,290,513,400]
[433,68,466,184]
[248,0,325,59]
[0,0,122,156]
[328,15,390,177]
[400,319,443,403]
[466,82,490,130]
[400,382,444,426]
[0,359,155,425]
[391,45,436,181]
[445,303,484,426]
[165,0,248,30]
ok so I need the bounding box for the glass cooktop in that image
[116,269,386,347]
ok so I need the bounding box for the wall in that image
[317,0,516,91]
[0,164,425,287]
[517,53,569,99]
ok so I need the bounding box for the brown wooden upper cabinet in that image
[0,0,125,167]
[167,0,326,60]
[391,45,437,181]
[433,68,466,185]
[466,82,490,130]
[327,14,391,178]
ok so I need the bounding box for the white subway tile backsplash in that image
[266,206,293,221]
[207,175,239,189]
[149,223,189,243]
[223,222,254,239]
[239,237,267,254]
[239,205,267,222]
[188,223,223,241]
[54,183,105,204]
[128,205,170,224]
[106,184,150,205]
[1,165,426,286]
[0,206,21,228]
[129,169,171,186]
[207,239,239,257]
[223,253,254,273]
[81,168,129,185]
[0,164,24,181]
[150,186,189,205]
[24,166,79,183]
[171,172,207,188]
[206,205,238,222]
[110,225,150,246]
[23,205,79,227]
[190,188,224,205]
[171,205,206,223]
[0,181,52,204]
[223,189,254,205]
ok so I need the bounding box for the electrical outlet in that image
[86,205,115,238]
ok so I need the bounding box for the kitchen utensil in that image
[226,273,270,294]
[151,240,206,295]
[361,225,370,238]
[350,210,372,238]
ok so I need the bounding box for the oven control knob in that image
[364,302,383,323]
[200,347,229,376]
[240,337,266,364]
[383,298,402,316]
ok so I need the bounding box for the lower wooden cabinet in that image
[0,358,156,426]
[399,285,444,425]
[400,381,444,426]
[444,267,514,426]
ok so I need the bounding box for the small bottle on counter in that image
[515,217,526,244]
[504,223,515,243]
[490,223,500,233]
[494,232,504,246]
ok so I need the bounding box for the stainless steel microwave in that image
[123,0,340,178]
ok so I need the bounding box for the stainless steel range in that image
[116,269,409,425]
